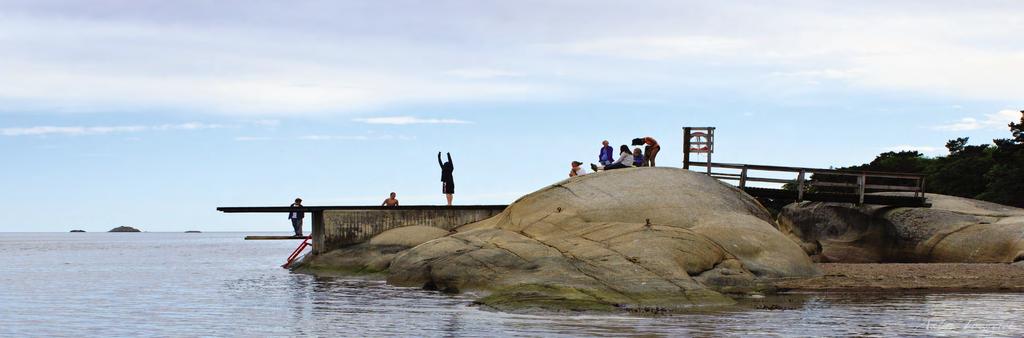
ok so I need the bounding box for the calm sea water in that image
[2,232,1023,337]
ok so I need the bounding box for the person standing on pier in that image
[382,192,399,207]
[288,198,304,237]
[643,136,660,167]
[438,152,455,206]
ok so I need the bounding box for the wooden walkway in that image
[688,162,930,207]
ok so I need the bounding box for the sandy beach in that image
[776,263,1024,292]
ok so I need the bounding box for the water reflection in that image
[2,233,1023,337]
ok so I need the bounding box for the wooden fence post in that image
[857,175,866,205]
[739,167,748,189]
[683,127,692,169]
[797,170,806,201]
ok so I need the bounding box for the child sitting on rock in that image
[633,147,645,167]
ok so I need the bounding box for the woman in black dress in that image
[438,152,454,206]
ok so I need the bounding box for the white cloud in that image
[446,68,522,79]
[299,135,369,141]
[1,125,146,136]
[352,116,471,125]
[551,8,1023,101]
[234,136,273,141]
[298,134,415,141]
[933,110,1021,131]
[1,2,1021,115]
[0,14,557,115]
[251,119,281,127]
[1,122,227,136]
[558,36,747,60]
[153,122,229,131]
[933,118,982,132]
[770,69,863,81]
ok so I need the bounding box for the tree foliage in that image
[809,110,1024,208]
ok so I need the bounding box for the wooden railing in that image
[689,162,926,204]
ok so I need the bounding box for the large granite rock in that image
[384,167,818,311]
[778,193,1024,264]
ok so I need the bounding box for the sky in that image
[1,1,1022,232]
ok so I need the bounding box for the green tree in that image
[862,150,932,173]
[786,110,1023,208]
[807,151,932,194]
[925,137,994,198]
[945,137,968,153]
[977,111,1024,207]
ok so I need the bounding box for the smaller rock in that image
[298,225,450,273]
[108,226,141,232]
[69,230,86,233]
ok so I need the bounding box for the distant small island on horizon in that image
[108,226,141,233]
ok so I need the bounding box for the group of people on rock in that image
[571,137,660,177]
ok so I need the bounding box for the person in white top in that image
[569,161,589,177]
[592,145,634,171]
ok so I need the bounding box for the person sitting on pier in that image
[569,161,588,177]
[592,145,634,171]
[382,192,399,207]
[438,152,455,206]
[633,147,645,167]
[598,140,614,166]
[288,198,304,238]
[643,136,660,167]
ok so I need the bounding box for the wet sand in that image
[775,263,1024,292]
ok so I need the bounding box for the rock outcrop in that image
[778,193,1024,264]
[300,225,450,274]
[108,226,141,232]
[380,168,818,311]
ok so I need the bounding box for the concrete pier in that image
[219,205,507,254]
[315,206,504,253]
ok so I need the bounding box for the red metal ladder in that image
[282,236,312,269]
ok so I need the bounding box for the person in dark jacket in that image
[288,198,304,237]
[598,140,614,166]
[438,152,455,206]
